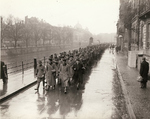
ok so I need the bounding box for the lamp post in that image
[119,35,123,51]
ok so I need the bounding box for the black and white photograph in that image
[0,0,150,119]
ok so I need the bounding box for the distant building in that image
[74,22,82,29]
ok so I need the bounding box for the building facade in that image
[117,0,150,69]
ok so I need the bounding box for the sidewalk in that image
[0,68,37,103]
[116,52,150,119]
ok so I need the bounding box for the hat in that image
[50,55,53,58]
[142,57,146,61]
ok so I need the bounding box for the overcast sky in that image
[0,0,119,34]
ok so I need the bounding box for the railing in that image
[6,56,50,75]
[3,43,88,76]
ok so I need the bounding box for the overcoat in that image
[67,59,75,78]
[59,64,69,87]
[45,64,55,86]
[73,62,84,83]
[140,60,149,82]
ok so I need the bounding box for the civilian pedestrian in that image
[140,57,149,88]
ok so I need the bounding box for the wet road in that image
[0,50,129,119]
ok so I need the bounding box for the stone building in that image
[117,0,150,70]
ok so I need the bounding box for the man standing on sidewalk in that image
[140,57,149,88]
[0,61,8,84]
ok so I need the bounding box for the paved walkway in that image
[1,49,150,119]
[116,52,150,119]
[0,49,129,119]
[0,68,36,103]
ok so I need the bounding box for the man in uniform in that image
[35,60,45,91]
[73,58,85,90]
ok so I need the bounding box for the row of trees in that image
[1,15,92,48]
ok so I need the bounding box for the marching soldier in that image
[45,58,56,91]
[59,59,69,94]
[67,55,75,85]
[35,60,45,91]
[73,58,85,90]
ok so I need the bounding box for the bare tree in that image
[4,15,23,48]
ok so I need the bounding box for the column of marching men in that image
[35,44,106,94]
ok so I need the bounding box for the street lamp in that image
[119,35,123,51]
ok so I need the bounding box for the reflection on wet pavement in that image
[0,84,8,96]
[0,50,129,119]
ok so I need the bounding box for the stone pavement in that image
[0,68,37,103]
[116,52,150,119]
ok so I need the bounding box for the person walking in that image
[53,59,60,85]
[45,59,56,91]
[140,57,149,88]
[35,60,45,91]
[59,59,69,94]
[73,58,84,90]
[67,55,75,85]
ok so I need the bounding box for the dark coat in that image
[140,60,149,81]
[73,62,84,83]
[0,61,7,79]
[73,62,84,74]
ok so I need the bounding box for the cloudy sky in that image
[0,0,119,34]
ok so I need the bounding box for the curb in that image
[116,65,136,119]
[0,81,37,104]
